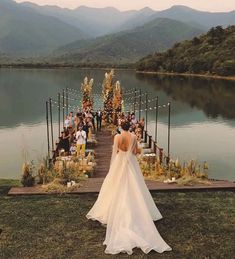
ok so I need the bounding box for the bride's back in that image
[117,132,133,152]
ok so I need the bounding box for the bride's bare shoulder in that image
[113,133,120,142]
[114,133,120,139]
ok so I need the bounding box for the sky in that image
[15,0,235,12]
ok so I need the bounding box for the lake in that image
[0,68,234,181]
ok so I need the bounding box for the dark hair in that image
[121,120,131,131]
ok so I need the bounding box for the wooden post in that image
[155,97,159,143]
[66,87,69,115]
[153,141,157,154]
[49,98,54,151]
[134,88,136,115]
[46,101,50,158]
[145,92,148,131]
[159,148,163,164]
[144,130,147,143]
[58,93,61,138]
[62,89,65,127]
[149,135,152,149]
[167,102,171,164]
[139,89,141,121]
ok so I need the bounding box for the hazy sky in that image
[15,0,235,12]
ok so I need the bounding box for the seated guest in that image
[52,142,60,163]
[70,142,77,156]
[60,131,70,154]
[68,126,75,145]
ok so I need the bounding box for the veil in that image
[110,134,119,164]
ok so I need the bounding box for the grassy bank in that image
[0,180,234,258]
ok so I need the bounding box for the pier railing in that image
[123,88,171,164]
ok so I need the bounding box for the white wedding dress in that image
[86,132,172,255]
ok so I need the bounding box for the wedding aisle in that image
[93,130,113,178]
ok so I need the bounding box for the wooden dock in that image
[8,129,235,196]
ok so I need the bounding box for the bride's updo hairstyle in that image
[121,120,131,131]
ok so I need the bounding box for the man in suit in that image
[96,109,103,131]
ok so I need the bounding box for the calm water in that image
[0,68,235,180]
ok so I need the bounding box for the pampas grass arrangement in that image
[138,154,210,186]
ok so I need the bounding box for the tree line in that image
[136,26,235,76]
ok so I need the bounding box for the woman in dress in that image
[86,121,172,255]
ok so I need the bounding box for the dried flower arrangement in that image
[138,154,210,186]
[21,161,35,187]
[81,77,94,110]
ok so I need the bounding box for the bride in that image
[86,120,172,255]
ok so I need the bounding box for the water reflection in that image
[136,73,235,120]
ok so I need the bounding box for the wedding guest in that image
[64,116,70,129]
[76,109,82,118]
[86,117,94,140]
[70,142,77,156]
[52,142,60,163]
[60,131,70,154]
[96,109,103,131]
[131,114,137,125]
[74,115,82,132]
[68,126,75,145]
[76,125,86,157]
[82,121,89,142]
[139,117,145,137]
[127,112,132,122]
[91,110,96,131]
[69,111,75,128]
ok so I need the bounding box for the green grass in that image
[0,180,234,258]
[0,179,20,196]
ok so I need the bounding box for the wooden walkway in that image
[93,130,113,178]
[8,129,235,195]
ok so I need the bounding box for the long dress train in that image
[86,133,172,255]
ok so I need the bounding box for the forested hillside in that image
[137,26,235,76]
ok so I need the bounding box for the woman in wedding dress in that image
[86,121,172,255]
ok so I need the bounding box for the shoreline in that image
[0,64,234,81]
[136,70,235,81]
[0,64,135,71]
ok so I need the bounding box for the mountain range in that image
[53,18,204,64]
[0,0,234,62]
[0,0,87,55]
[21,2,235,36]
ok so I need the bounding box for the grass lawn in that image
[0,179,234,259]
